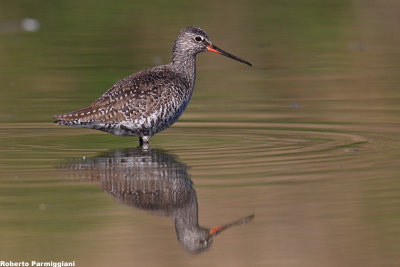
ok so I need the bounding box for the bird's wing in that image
[54,67,189,125]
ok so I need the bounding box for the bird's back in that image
[54,65,193,137]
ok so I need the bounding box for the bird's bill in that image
[208,214,255,239]
[207,45,252,66]
[210,226,223,236]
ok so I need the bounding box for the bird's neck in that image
[171,52,196,85]
[173,189,199,232]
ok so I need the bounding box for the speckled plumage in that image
[54,26,251,144]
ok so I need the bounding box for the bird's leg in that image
[139,136,150,146]
[139,136,151,150]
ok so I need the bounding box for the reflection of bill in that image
[59,147,254,254]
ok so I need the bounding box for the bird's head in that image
[173,26,252,66]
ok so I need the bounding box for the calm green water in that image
[1,0,400,266]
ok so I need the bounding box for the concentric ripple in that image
[0,121,375,185]
[151,121,373,186]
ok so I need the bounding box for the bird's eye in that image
[195,36,203,42]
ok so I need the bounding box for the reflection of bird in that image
[59,147,254,254]
[54,26,251,145]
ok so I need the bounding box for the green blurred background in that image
[2,0,398,125]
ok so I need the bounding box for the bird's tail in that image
[53,106,98,126]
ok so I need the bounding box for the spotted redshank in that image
[54,26,252,145]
